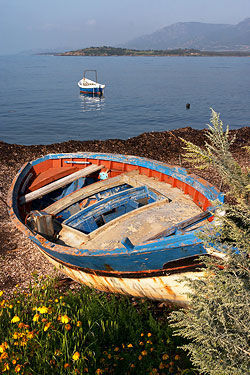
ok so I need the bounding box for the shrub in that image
[169,110,250,375]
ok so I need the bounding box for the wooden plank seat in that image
[54,184,133,222]
[20,164,104,204]
[57,198,170,248]
[44,170,139,215]
[63,185,157,234]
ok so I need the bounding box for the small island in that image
[48,46,250,57]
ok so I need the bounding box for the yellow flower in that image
[147,333,152,337]
[64,363,70,369]
[162,353,169,360]
[37,306,48,314]
[139,341,144,346]
[13,332,18,340]
[114,347,119,352]
[54,349,62,356]
[141,350,147,356]
[0,344,5,353]
[18,322,25,329]
[44,322,51,332]
[8,304,13,309]
[33,314,40,322]
[127,344,133,348]
[0,291,3,297]
[55,299,59,303]
[130,364,135,368]
[76,321,82,327]
[3,342,8,349]
[72,351,80,361]
[138,355,142,360]
[27,331,34,339]
[159,362,164,369]
[174,354,180,360]
[0,352,8,360]
[15,364,22,373]
[2,363,10,372]
[11,316,20,323]
[61,315,70,324]
[12,359,17,365]
[140,333,144,336]
[96,369,102,375]
[108,354,111,359]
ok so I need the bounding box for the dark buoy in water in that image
[186,103,190,109]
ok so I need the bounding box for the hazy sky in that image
[1,0,250,54]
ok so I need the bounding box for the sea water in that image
[0,55,249,145]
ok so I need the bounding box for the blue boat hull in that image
[79,87,103,95]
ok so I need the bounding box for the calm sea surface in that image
[0,55,249,145]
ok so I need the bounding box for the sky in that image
[0,0,250,54]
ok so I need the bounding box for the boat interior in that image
[18,157,214,250]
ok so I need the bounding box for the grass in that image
[0,276,197,374]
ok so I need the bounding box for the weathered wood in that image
[146,209,213,241]
[64,186,151,230]
[44,170,139,215]
[28,210,55,237]
[87,198,169,241]
[57,223,90,248]
[124,174,170,200]
[20,164,104,204]
[58,197,169,248]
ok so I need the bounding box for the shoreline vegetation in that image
[39,46,250,57]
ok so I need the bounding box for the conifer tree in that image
[169,110,250,375]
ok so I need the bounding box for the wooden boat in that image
[8,152,224,305]
[78,70,105,96]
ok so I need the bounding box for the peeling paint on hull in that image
[42,249,199,305]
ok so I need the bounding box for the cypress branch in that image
[169,109,250,375]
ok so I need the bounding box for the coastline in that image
[0,126,249,296]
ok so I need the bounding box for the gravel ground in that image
[0,126,249,297]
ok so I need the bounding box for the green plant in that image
[169,110,250,375]
[0,276,196,374]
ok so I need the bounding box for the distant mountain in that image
[123,18,250,51]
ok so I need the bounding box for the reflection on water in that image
[79,94,105,112]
